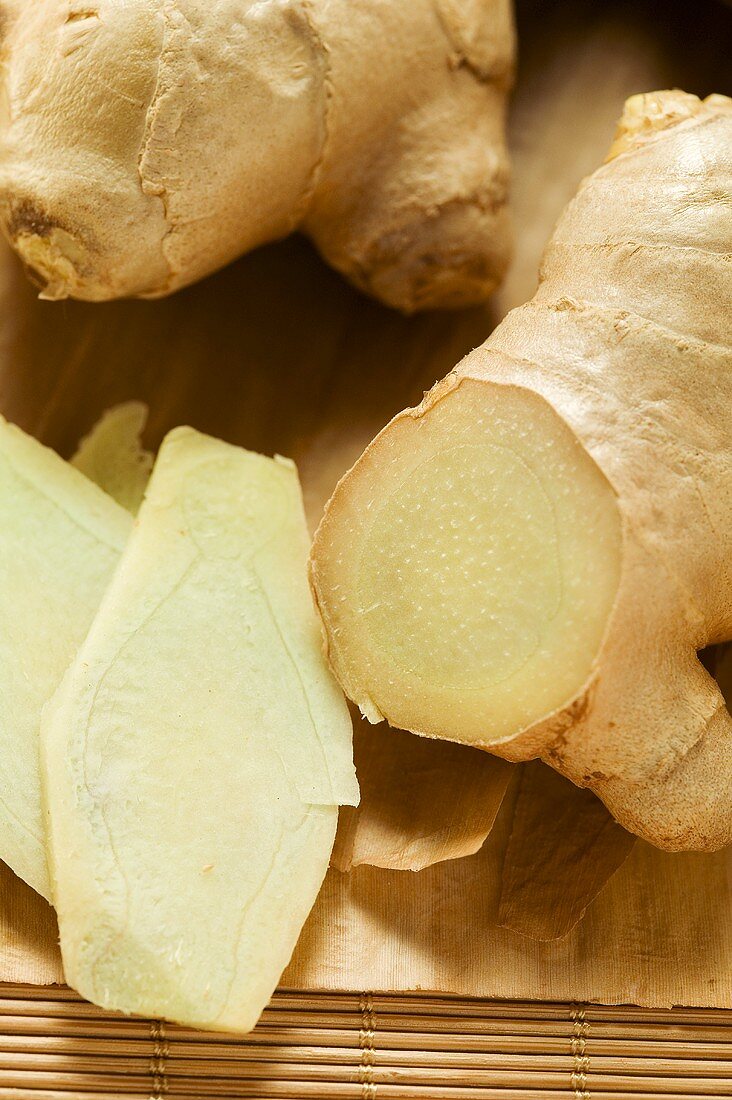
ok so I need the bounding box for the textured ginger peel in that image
[0,0,513,312]
[311,91,732,852]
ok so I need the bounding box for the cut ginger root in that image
[0,0,513,312]
[71,402,153,513]
[311,91,732,851]
[42,428,358,1032]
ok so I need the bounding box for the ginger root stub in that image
[0,0,513,312]
[311,91,732,852]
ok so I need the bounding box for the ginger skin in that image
[310,92,732,851]
[0,0,513,312]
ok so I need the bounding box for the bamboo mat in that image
[0,983,731,1099]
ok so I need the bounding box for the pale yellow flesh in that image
[43,428,358,1033]
[0,418,130,898]
[314,380,622,747]
[71,401,153,513]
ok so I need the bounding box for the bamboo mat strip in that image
[6,1092,732,1100]
[1,1061,732,1090]
[6,985,732,1026]
[0,1081,728,1096]
[5,1013,732,1047]
[0,985,730,1099]
[4,1033,732,1062]
[6,1091,732,1100]
[5,1042,732,1070]
[2,1050,732,1076]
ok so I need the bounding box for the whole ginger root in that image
[0,0,513,311]
[311,91,732,851]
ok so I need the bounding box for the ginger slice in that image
[72,401,153,513]
[312,380,621,749]
[0,417,130,898]
[43,428,358,1032]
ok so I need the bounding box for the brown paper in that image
[497,762,636,941]
[332,721,513,872]
[0,0,730,1010]
[284,812,732,1009]
[0,865,61,986]
[3,814,732,1008]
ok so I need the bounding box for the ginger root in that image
[0,0,513,312]
[310,91,732,851]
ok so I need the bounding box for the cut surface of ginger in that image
[0,417,130,899]
[313,380,622,746]
[71,401,153,513]
[43,427,358,1033]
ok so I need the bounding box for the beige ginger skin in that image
[0,0,513,311]
[311,91,732,852]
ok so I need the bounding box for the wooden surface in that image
[0,0,730,1016]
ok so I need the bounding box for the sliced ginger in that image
[0,417,130,898]
[71,401,153,512]
[311,91,732,851]
[43,428,358,1032]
